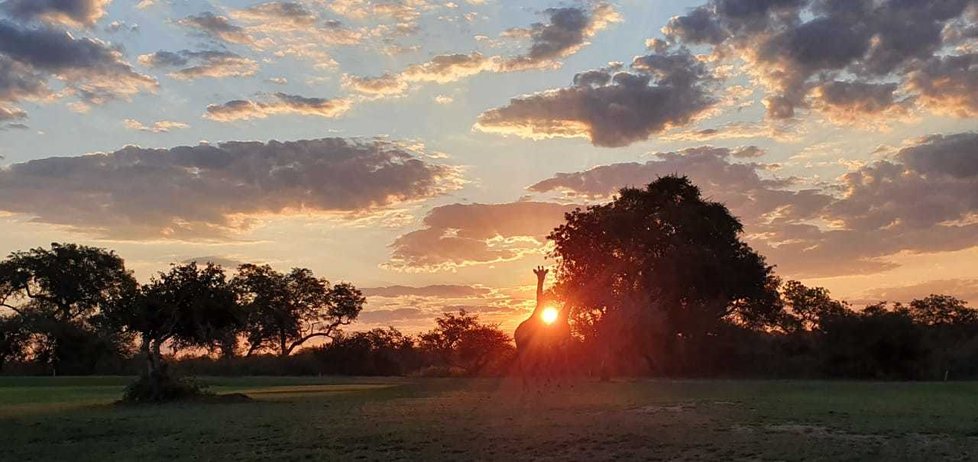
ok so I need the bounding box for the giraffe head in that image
[533,265,548,283]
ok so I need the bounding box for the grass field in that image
[3,376,978,461]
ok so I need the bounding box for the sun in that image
[541,306,559,325]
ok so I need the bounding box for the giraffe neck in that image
[530,275,546,317]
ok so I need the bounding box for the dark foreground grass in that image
[3,376,978,461]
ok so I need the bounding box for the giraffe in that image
[514,266,572,387]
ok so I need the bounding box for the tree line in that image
[545,176,978,381]
[0,243,512,400]
[2,177,977,395]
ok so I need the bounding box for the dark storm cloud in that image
[662,0,976,120]
[502,3,620,71]
[177,12,252,44]
[204,93,352,121]
[527,134,978,278]
[139,49,258,80]
[476,50,716,147]
[0,138,460,239]
[386,202,576,272]
[1,0,110,28]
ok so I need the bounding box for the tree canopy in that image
[548,176,781,370]
[234,264,364,357]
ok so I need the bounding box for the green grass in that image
[3,377,978,461]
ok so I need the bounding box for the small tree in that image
[908,295,977,326]
[908,295,978,380]
[107,262,243,402]
[235,264,364,357]
[419,311,513,375]
[780,280,850,332]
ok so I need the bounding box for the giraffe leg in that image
[518,351,528,392]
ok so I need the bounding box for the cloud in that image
[180,255,245,269]
[123,119,189,133]
[340,3,619,99]
[663,0,976,122]
[359,281,529,331]
[897,132,978,178]
[328,0,435,29]
[177,12,252,45]
[527,133,978,277]
[829,133,978,232]
[357,308,428,324]
[139,50,259,80]
[857,279,978,306]
[0,138,461,239]
[204,93,352,121]
[0,105,27,121]
[343,53,498,97]
[0,20,157,113]
[501,3,621,71]
[0,56,48,106]
[363,285,492,298]
[226,2,363,64]
[475,50,716,147]
[1,0,110,28]
[809,80,909,124]
[907,53,978,117]
[233,2,317,29]
[385,202,576,272]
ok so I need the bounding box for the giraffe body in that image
[514,266,573,386]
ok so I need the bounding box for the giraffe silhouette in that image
[514,266,572,388]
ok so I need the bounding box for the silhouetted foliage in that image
[0,314,28,372]
[234,264,364,357]
[107,262,243,402]
[419,311,514,376]
[4,201,978,384]
[315,327,420,376]
[0,243,136,374]
[548,176,781,374]
[780,280,850,332]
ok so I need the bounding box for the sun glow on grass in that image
[541,306,559,324]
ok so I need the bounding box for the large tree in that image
[107,262,243,401]
[0,243,136,374]
[234,264,364,357]
[547,176,781,372]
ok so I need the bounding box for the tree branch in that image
[284,320,350,355]
[0,302,24,316]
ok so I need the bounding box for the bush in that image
[121,372,209,403]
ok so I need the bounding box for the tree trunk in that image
[142,337,167,401]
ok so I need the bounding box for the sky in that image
[1,0,977,334]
